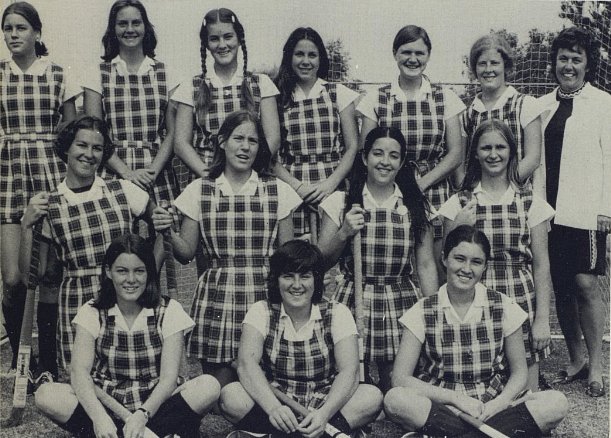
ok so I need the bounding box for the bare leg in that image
[553,276,586,375]
[35,383,78,423]
[177,375,221,415]
[384,387,432,431]
[527,362,540,393]
[339,384,383,429]
[575,273,605,384]
[522,390,568,434]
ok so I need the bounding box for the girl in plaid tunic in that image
[35,234,220,438]
[20,116,154,373]
[273,27,359,238]
[153,111,301,387]
[83,0,180,238]
[357,25,465,282]
[460,33,543,185]
[220,240,382,438]
[172,8,280,181]
[385,225,567,438]
[318,127,438,393]
[1,1,79,378]
[438,119,554,392]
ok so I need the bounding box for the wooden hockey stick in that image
[269,385,351,438]
[2,221,43,427]
[94,386,159,438]
[351,204,366,383]
[456,411,511,438]
[309,210,318,245]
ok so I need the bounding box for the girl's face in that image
[475,130,510,178]
[364,137,404,187]
[279,271,315,310]
[476,49,506,93]
[66,129,104,183]
[106,253,147,305]
[115,6,145,51]
[292,39,320,85]
[556,46,588,93]
[2,13,39,57]
[443,241,487,294]
[207,22,239,67]
[220,121,259,175]
[394,38,430,81]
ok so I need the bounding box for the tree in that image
[326,38,351,82]
[560,1,611,93]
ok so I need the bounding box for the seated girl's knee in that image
[218,382,253,421]
[359,384,384,410]
[35,383,73,417]
[185,374,221,400]
[383,387,408,417]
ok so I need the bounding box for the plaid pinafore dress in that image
[279,84,343,235]
[98,60,179,234]
[263,300,336,410]
[376,79,447,238]
[47,181,134,369]
[92,297,169,412]
[462,93,526,164]
[188,175,279,362]
[458,189,545,364]
[189,74,262,174]
[333,194,419,362]
[0,60,66,224]
[419,289,507,403]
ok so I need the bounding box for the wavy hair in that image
[551,26,599,84]
[469,33,515,81]
[54,116,115,165]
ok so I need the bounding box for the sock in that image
[37,302,59,377]
[2,282,27,369]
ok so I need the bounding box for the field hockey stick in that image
[309,210,318,245]
[94,386,160,438]
[351,204,366,383]
[158,201,189,383]
[455,411,511,438]
[2,220,43,428]
[269,385,351,438]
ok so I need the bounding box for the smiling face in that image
[443,241,487,294]
[364,137,404,188]
[114,6,144,51]
[292,39,320,86]
[555,46,588,93]
[475,49,506,93]
[66,129,104,185]
[207,22,239,68]
[279,271,315,310]
[394,38,430,81]
[106,253,147,305]
[220,121,259,175]
[475,130,510,179]
[2,13,39,58]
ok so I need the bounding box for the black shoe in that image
[539,373,553,391]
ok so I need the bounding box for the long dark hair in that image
[551,26,599,84]
[2,2,48,56]
[267,240,325,305]
[54,116,115,165]
[345,126,431,244]
[461,119,521,191]
[93,234,160,309]
[101,0,157,62]
[207,110,272,179]
[195,8,254,123]
[275,27,329,108]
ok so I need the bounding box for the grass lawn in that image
[0,338,608,438]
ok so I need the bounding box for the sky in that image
[1,0,573,85]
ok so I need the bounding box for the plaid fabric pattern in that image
[0,60,66,223]
[376,79,447,238]
[48,180,134,369]
[93,297,169,412]
[334,198,419,362]
[280,84,343,235]
[458,189,545,364]
[190,74,262,157]
[263,300,335,410]
[187,176,279,362]
[462,93,526,162]
[419,289,506,403]
[98,61,179,235]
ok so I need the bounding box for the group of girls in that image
[2,0,608,436]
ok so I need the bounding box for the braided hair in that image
[345,127,431,244]
[274,27,329,109]
[195,8,255,125]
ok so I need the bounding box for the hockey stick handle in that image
[351,204,365,382]
[158,200,177,296]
